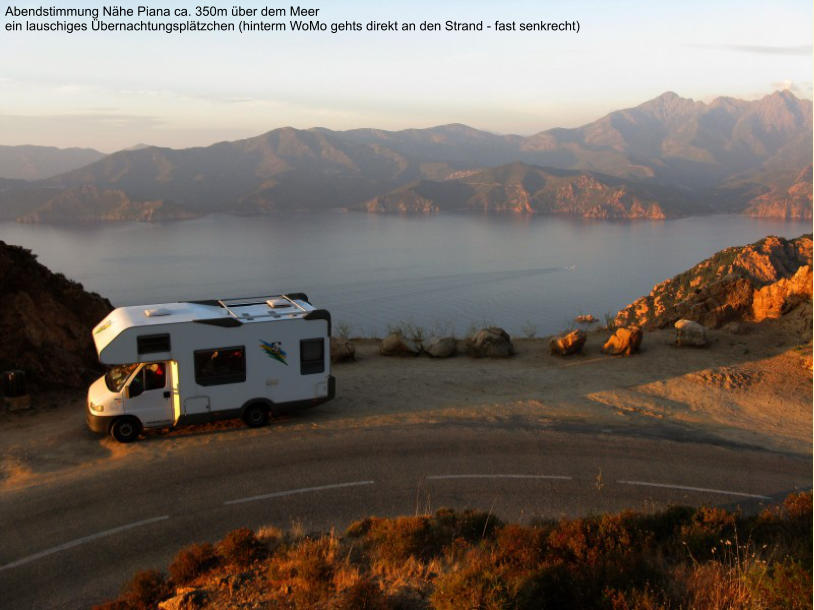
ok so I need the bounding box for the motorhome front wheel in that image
[110,417,141,443]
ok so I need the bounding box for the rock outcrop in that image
[330,337,356,363]
[615,235,813,329]
[602,326,643,356]
[18,185,199,223]
[744,166,812,220]
[379,333,422,356]
[0,242,113,391]
[362,163,689,219]
[425,336,457,358]
[575,314,597,324]
[751,265,813,321]
[674,319,708,347]
[549,329,586,356]
[466,327,514,358]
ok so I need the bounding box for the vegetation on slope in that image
[0,241,112,389]
[97,492,811,609]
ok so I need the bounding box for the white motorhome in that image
[86,293,334,442]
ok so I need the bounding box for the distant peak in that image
[123,143,151,151]
[634,91,700,118]
[657,91,681,100]
[764,89,801,104]
[430,123,484,134]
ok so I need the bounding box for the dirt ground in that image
[1,315,811,491]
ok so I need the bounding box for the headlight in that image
[89,402,104,413]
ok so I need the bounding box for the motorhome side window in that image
[300,338,325,375]
[194,347,246,386]
[137,334,171,354]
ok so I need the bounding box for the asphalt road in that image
[0,421,809,609]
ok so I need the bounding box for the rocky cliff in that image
[363,163,696,219]
[744,166,813,220]
[615,234,813,329]
[18,185,199,223]
[0,242,113,391]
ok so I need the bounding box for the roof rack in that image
[216,294,308,320]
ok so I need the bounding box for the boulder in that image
[330,337,356,363]
[379,332,421,356]
[466,327,514,358]
[158,588,206,610]
[674,319,708,347]
[549,329,586,356]
[575,314,597,324]
[425,336,457,358]
[602,326,642,356]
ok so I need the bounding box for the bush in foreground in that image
[169,542,219,585]
[96,492,812,609]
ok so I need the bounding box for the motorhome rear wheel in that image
[243,403,270,427]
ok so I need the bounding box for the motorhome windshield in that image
[104,364,139,392]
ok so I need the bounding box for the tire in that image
[110,417,141,443]
[243,403,270,428]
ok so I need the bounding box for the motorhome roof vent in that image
[144,308,171,317]
[267,299,290,309]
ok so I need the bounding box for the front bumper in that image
[86,410,114,435]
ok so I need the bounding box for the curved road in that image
[0,421,809,608]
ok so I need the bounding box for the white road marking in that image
[224,480,375,506]
[427,474,572,481]
[0,515,170,572]
[618,480,771,499]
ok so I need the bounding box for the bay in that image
[1,213,809,336]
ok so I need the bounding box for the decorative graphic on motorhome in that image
[259,340,288,365]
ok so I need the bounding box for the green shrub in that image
[514,561,583,609]
[679,506,737,560]
[267,537,340,607]
[748,558,812,610]
[364,516,440,563]
[169,541,218,584]
[120,569,171,610]
[346,516,376,538]
[493,524,549,567]
[433,508,503,544]
[431,548,511,610]
[332,579,390,610]
[218,527,264,566]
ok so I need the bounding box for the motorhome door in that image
[124,362,173,428]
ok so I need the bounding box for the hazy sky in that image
[0,0,811,151]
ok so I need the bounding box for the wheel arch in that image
[239,398,274,417]
[109,414,143,434]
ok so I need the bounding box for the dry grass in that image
[97,492,812,609]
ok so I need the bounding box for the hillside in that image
[744,165,813,220]
[0,145,105,180]
[615,234,813,329]
[0,242,112,390]
[0,91,809,223]
[362,162,702,218]
[17,185,199,223]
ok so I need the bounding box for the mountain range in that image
[0,145,105,181]
[0,90,811,223]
